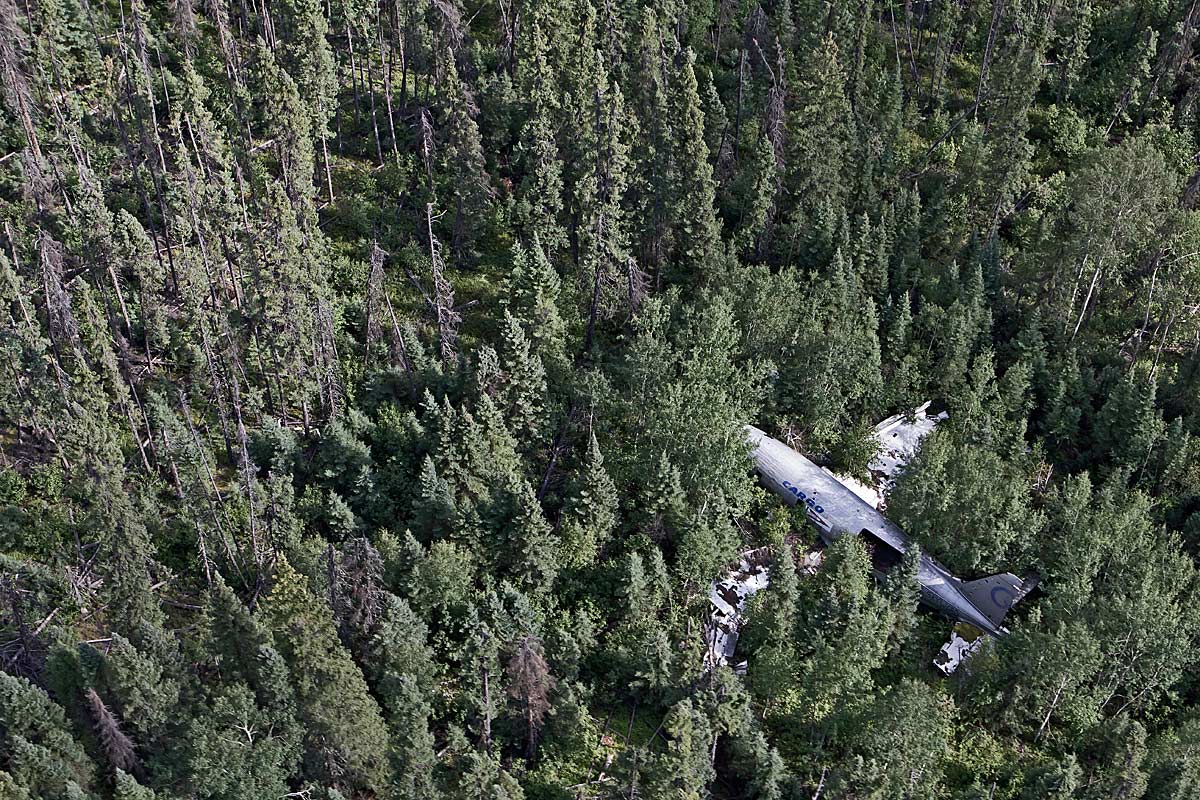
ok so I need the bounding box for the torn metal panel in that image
[934,624,987,675]
[703,547,825,673]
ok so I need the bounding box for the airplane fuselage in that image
[746,426,1011,637]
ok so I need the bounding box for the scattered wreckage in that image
[703,547,822,674]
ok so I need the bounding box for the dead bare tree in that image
[0,571,50,680]
[367,242,418,396]
[86,688,141,776]
[425,203,460,363]
[419,107,436,193]
[0,0,43,162]
[38,231,83,379]
[506,634,556,763]
[479,626,494,757]
[364,243,386,367]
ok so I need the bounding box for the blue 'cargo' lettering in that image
[781,480,824,514]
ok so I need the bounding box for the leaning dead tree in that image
[400,205,462,366]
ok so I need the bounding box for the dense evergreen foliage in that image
[2,0,1200,797]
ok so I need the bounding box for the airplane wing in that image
[868,401,948,501]
[826,401,949,510]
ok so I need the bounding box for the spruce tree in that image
[645,698,716,798]
[368,596,441,799]
[497,312,548,443]
[503,478,558,594]
[667,47,723,283]
[275,0,336,198]
[183,685,300,800]
[558,433,619,569]
[503,240,569,383]
[514,16,567,257]
[0,673,96,799]
[411,455,458,543]
[436,49,491,261]
[261,558,393,795]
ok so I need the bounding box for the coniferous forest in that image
[3,0,1200,797]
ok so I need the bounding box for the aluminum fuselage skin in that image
[746,426,1005,636]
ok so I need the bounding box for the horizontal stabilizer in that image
[960,573,1024,630]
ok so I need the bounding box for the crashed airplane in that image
[746,424,1034,640]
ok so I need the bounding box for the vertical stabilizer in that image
[960,573,1024,630]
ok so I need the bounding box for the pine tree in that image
[628,6,674,276]
[1052,1,1093,102]
[777,251,882,455]
[675,517,733,601]
[732,133,777,259]
[637,450,689,543]
[793,536,892,733]
[414,539,477,618]
[882,292,922,412]
[454,751,525,800]
[96,634,180,744]
[1021,754,1083,800]
[1091,715,1150,799]
[1091,374,1166,479]
[93,482,172,656]
[631,625,676,697]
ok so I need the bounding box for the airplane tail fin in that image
[960,573,1026,631]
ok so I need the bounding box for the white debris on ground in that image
[704,547,824,673]
[799,550,824,573]
[933,625,987,675]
